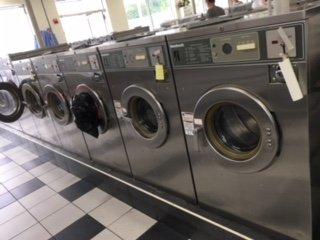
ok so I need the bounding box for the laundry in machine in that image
[167,10,319,239]
[60,48,131,175]
[0,57,23,131]
[32,53,90,161]
[98,36,196,202]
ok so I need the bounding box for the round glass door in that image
[194,86,279,173]
[71,84,108,138]
[44,85,71,126]
[21,81,45,119]
[205,103,261,161]
[0,81,24,123]
[121,85,168,148]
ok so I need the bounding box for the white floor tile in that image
[0,202,25,225]
[3,146,26,156]
[0,212,37,240]
[38,167,68,184]
[41,204,84,235]
[0,138,11,148]
[74,188,111,213]
[47,173,80,192]
[3,172,34,190]
[8,152,38,165]
[0,184,7,195]
[4,148,38,165]
[29,162,57,177]
[0,152,6,159]
[89,197,131,227]
[11,224,51,240]
[0,162,18,174]
[91,229,121,240]
[0,166,25,183]
[19,186,55,209]
[109,209,157,240]
[30,194,69,221]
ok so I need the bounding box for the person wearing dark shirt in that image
[206,0,225,18]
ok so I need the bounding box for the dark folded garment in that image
[71,93,99,138]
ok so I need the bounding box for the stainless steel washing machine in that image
[32,53,90,161]
[58,48,131,175]
[167,8,320,240]
[1,58,42,138]
[98,36,196,202]
[0,57,23,131]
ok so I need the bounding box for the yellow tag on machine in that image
[155,64,166,81]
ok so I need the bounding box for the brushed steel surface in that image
[99,41,196,202]
[62,49,132,176]
[11,60,40,138]
[0,59,23,131]
[167,13,316,239]
[32,55,90,161]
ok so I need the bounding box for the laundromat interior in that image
[0,0,320,239]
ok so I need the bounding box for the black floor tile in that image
[53,215,105,240]
[59,179,95,202]
[0,157,12,166]
[10,178,45,199]
[0,192,16,209]
[138,222,188,240]
[21,152,55,171]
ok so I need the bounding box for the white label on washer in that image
[88,55,100,70]
[181,112,195,136]
[194,118,203,126]
[113,100,123,118]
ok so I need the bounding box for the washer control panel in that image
[266,27,297,59]
[170,24,303,66]
[210,32,260,62]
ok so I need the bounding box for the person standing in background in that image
[232,0,244,5]
[206,0,225,18]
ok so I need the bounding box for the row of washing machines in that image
[1,6,320,240]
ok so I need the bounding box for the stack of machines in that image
[1,3,320,239]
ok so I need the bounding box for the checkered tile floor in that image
[0,135,179,240]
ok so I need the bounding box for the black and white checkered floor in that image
[0,133,189,240]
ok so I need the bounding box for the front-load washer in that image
[0,57,23,131]
[60,48,132,176]
[0,58,42,138]
[98,36,196,202]
[167,9,319,239]
[32,53,90,162]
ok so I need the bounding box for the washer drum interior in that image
[121,85,168,148]
[194,86,279,173]
[44,84,71,126]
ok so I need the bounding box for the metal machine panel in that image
[61,50,132,175]
[99,40,196,202]
[167,19,312,240]
[10,60,41,138]
[35,54,90,161]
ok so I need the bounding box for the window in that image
[124,0,177,30]
[55,0,111,43]
[0,5,36,56]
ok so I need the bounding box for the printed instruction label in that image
[181,112,195,136]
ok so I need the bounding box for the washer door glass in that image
[205,103,261,161]
[194,86,279,173]
[0,81,24,123]
[71,84,108,138]
[121,85,168,148]
[21,81,45,119]
[44,85,71,126]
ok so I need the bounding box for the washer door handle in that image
[193,127,205,152]
[56,74,63,82]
